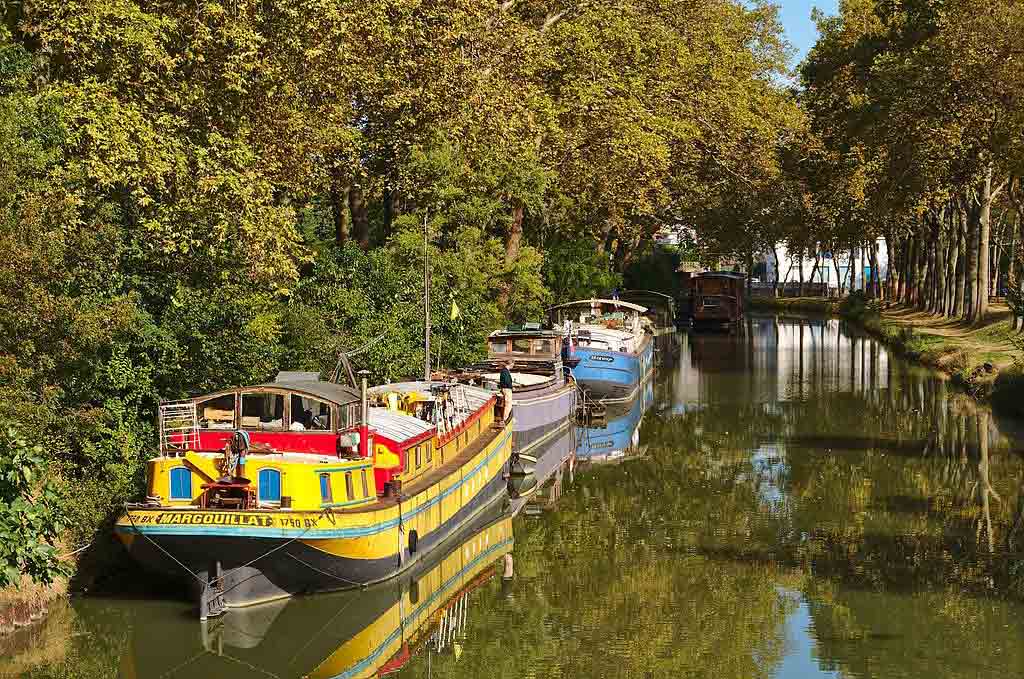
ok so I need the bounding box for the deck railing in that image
[159,399,200,455]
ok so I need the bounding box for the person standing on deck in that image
[499,361,515,422]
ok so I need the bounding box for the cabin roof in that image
[546,298,648,313]
[368,408,435,444]
[262,377,360,405]
[618,289,673,300]
[489,327,563,338]
[696,271,745,280]
[367,382,494,409]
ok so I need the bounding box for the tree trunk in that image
[953,214,966,318]
[809,252,821,296]
[330,179,351,246]
[893,237,905,302]
[904,236,915,304]
[848,246,857,294]
[383,187,401,236]
[506,203,524,264]
[964,195,978,321]
[833,250,844,297]
[975,167,994,323]
[917,232,931,311]
[772,246,782,296]
[870,241,882,301]
[798,248,805,297]
[349,183,370,250]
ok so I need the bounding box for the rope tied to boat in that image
[122,503,334,594]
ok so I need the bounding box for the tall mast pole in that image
[423,212,431,382]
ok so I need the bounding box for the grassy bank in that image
[0,577,67,638]
[839,296,1024,414]
[747,296,841,314]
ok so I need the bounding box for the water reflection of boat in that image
[508,422,577,513]
[575,378,654,463]
[122,497,514,679]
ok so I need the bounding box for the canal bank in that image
[751,294,1024,417]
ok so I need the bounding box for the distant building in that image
[762,238,888,293]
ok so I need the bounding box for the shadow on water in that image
[12,314,1024,679]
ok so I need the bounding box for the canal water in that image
[6,313,1024,678]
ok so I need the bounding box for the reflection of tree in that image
[639,383,1024,600]
[398,452,795,679]
[804,581,1024,679]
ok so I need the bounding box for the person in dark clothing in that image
[499,361,514,422]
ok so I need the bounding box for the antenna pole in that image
[423,212,431,382]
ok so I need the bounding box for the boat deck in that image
[333,415,509,514]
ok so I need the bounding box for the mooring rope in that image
[122,504,334,597]
[284,552,366,588]
[123,504,207,587]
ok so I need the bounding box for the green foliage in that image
[542,239,622,303]
[0,0,797,588]
[0,425,67,587]
[623,245,681,297]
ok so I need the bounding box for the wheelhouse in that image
[164,372,361,456]
[487,324,563,364]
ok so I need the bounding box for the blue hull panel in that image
[570,340,654,400]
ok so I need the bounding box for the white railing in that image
[159,400,199,455]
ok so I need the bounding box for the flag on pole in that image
[450,300,461,321]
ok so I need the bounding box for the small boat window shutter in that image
[169,468,192,500]
[361,469,369,497]
[345,472,354,500]
[258,469,282,503]
[320,473,332,503]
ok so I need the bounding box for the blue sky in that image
[777,0,840,66]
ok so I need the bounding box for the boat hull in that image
[511,382,576,454]
[569,337,654,400]
[123,499,515,679]
[116,424,514,609]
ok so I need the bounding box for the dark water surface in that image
[8,314,1024,679]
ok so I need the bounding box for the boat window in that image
[534,339,554,355]
[403,449,410,475]
[489,339,508,354]
[258,468,282,503]
[169,468,192,500]
[197,394,235,430]
[289,394,332,431]
[361,469,369,497]
[320,473,332,503]
[241,392,285,430]
[415,446,422,469]
[426,443,432,463]
[345,472,354,500]
[512,338,531,353]
[337,403,356,430]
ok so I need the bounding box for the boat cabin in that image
[366,382,497,493]
[164,373,362,456]
[487,324,563,365]
[151,374,497,511]
[547,299,650,353]
[691,272,745,325]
